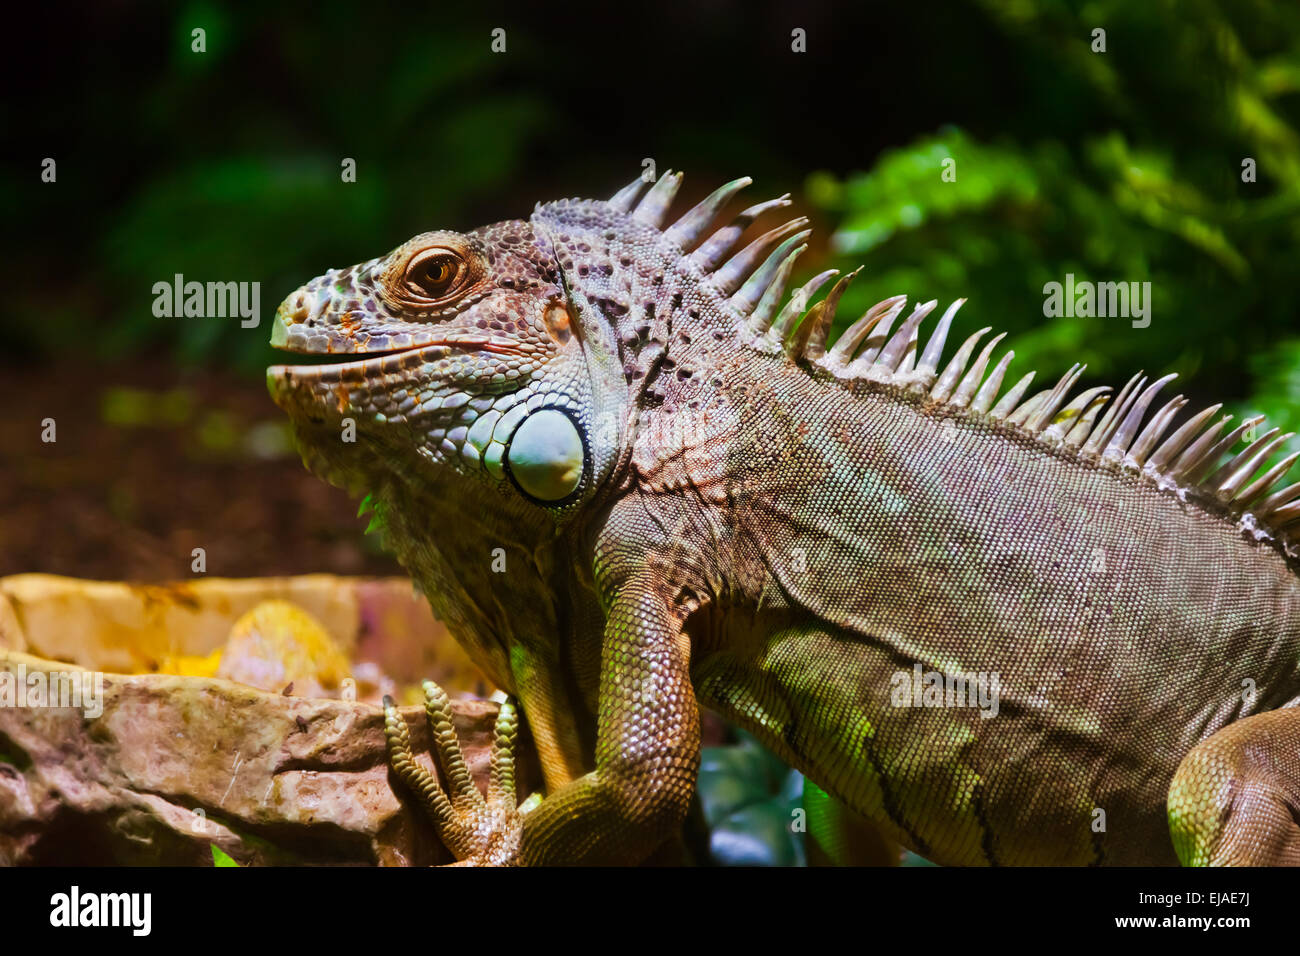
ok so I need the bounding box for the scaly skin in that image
[268,171,1300,865]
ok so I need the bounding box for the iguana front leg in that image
[387,573,701,865]
[384,681,529,866]
[519,573,701,864]
[1168,708,1300,865]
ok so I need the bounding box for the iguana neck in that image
[370,471,564,693]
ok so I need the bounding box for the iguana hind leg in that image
[803,779,901,866]
[1168,708,1300,866]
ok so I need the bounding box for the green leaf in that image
[211,845,240,867]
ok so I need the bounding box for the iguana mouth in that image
[267,286,528,380]
[268,335,525,381]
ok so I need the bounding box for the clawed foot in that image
[383,680,530,865]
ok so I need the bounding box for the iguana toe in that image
[383,682,526,865]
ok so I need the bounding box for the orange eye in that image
[404,249,464,300]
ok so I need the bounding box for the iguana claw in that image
[383,680,525,866]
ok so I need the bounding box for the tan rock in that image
[0,650,539,865]
[0,573,486,693]
[0,575,538,866]
[214,600,353,698]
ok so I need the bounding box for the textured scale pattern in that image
[268,170,1300,866]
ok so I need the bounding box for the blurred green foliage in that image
[806,0,1300,469]
[698,731,807,866]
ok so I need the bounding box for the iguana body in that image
[268,171,1300,865]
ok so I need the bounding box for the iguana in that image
[267,170,1300,866]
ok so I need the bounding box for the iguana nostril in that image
[278,289,311,324]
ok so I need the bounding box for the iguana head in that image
[267,217,618,523]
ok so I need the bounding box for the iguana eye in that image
[404,248,465,301]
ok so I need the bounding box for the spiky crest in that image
[603,169,1300,552]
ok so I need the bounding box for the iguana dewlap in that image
[267,170,1300,866]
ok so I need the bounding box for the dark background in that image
[4,0,1299,580]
